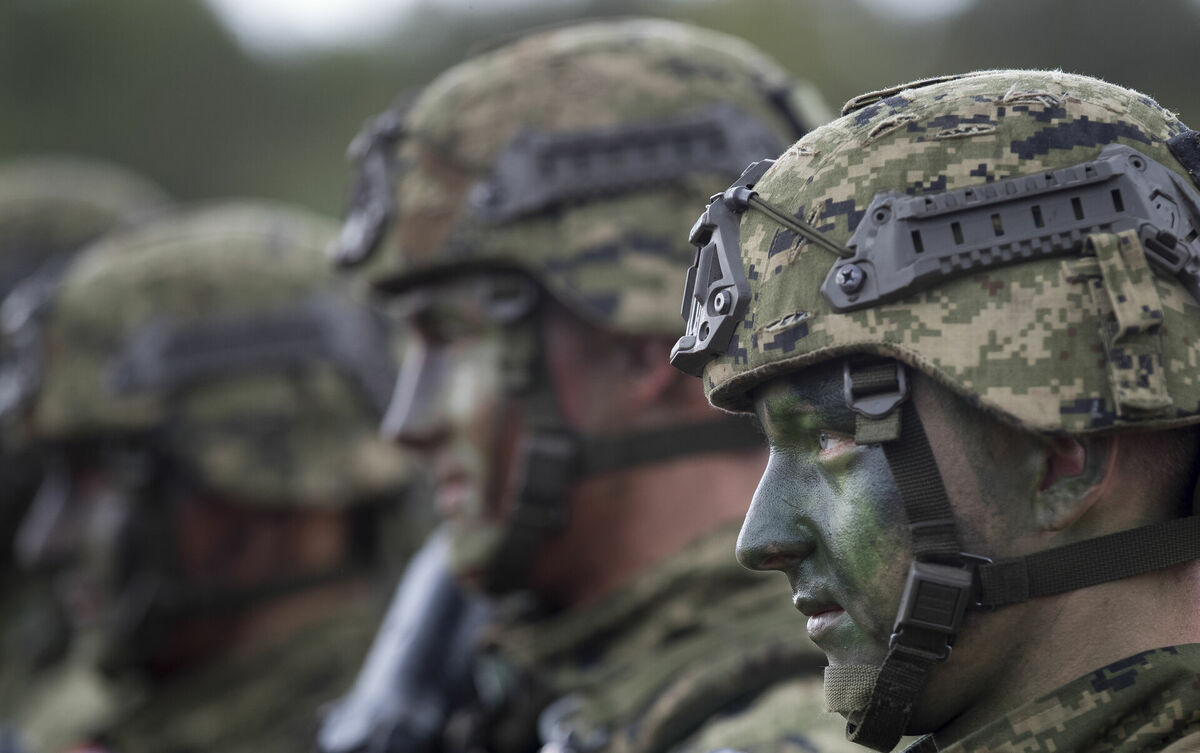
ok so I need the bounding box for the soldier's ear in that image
[1033,435,1118,532]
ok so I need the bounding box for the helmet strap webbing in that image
[977,514,1200,606]
[483,410,767,593]
[482,316,765,594]
[839,359,1200,751]
[844,380,967,752]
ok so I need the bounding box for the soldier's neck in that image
[527,446,767,608]
[932,561,1200,747]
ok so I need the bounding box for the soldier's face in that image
[738,359,1053,730]
[737,360,910,669]
[384,278,528,585]
[15,445,144,631]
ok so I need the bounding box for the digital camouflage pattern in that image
[27,202,410,506]
[355,17,830,336]
[0,155,169,297]
[928,644,1200,753]
[696,70,1200,437]
[462,523,859,753]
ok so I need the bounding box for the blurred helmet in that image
[0,155,169,298]
[0,156,169,566]
[5,201,414,676]
[25,201,409,505]
[671,69,1200,749]
[329,18,829,593]
[331,16,830,336]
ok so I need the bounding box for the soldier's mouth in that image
[806,606,845,639]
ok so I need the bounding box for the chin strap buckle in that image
[510,431,579,530]
[844,359,909,444]
[888,554,991,662]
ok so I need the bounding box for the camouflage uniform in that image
[448,524,844,753]
[0,157,169,748]
[939,645,1200,753]
[2,202,412,753]
[325,18,858,753]
[671,70,1200,750]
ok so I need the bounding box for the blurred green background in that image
[2,0,1197,217]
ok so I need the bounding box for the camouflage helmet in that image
[0,155,169,297]
[25,201,410,507]
[675,69,1200,435]
[671,70,1200,750]
[330,17,830,335]
[0,156,169,567]
[328,18,819,595]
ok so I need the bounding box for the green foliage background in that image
[2,0,1196,217]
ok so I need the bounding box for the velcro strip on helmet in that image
[105,294,397,416]
[1087,230,1172,418]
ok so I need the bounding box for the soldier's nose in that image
[382,342,450,450]
[736,479,816,572]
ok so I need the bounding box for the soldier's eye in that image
[817,431,853,458]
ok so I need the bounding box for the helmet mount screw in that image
[837,264,865,294]
[712,290,731,314]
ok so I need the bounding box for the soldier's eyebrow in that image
[758,378,858,435]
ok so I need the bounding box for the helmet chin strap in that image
[830,358,1200,751]
[479,303,764,595]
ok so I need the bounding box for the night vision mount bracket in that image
[822,144,1200,311]
[670,160,774,377]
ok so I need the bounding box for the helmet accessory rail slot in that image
[467,103,787,225]
[105,294,398,416]
[821,144,1200,311]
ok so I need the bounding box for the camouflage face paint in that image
[386,277,528,585]
[737,359,911,668]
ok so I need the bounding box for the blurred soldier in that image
[0,156,169,746]
[1,202,413,753]
[671,69,1200,751]
[323,18,860,753]
[0,155,169,562]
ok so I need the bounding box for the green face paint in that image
[737,359,911,668]
[387,277,531,586]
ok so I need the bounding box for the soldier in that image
[0,155,170,562]
[1,202,413,753]
[670,69,1200,751]
[324,18,862,753]
[0,157,169,746]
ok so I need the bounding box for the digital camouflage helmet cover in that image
[5,201,414,675]
[0,155,169,299]
[671,70,1200,749]
[23,201,409,505]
